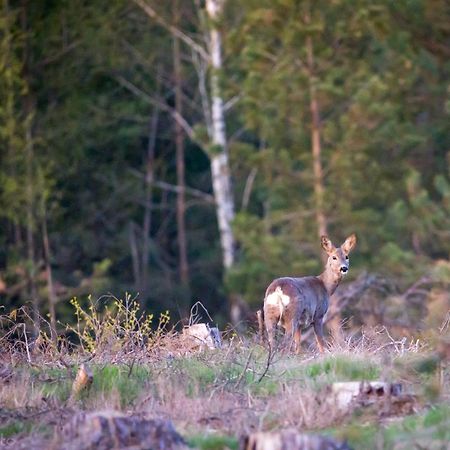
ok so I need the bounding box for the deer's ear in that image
[342,233,357,254]
[321,236,335,255]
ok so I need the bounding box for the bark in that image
[21,0,39,335]
[141,85,160,295]
[306,34,328,243]
[173,0,189,289]
[129,222,141,290]
[205,0,236,270]
[25,118,39,335]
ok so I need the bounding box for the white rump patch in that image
[280,290,291,306]
[265,287,291,306]
[265,286,291,312]
[265,291,279,306]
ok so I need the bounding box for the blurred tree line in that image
[0,0,449,331]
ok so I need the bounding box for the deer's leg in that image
[282,321,295,353]
[294,327,302,354]
[313,320,325,354]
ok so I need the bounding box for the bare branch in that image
[128,169,215,204]
[192,49,212,137]
[132,0,210,62]
[241,168,257,210]
[115,75,196,140]
[224,94,241,112]
[36,40,80,68]
[152,180,215,204]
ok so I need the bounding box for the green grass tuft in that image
[0,420,32,438]
[332,404,450,448]
[91,364,151,406]
[304,355,379,382]
[187,433,239,450]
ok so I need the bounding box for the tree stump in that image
[60,411,188,450]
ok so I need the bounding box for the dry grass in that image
[0,300,449,449]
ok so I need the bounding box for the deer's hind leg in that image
[282,320,297,353]
[264,310,277,351]
[293,327,302,354]
[313,319,325,354]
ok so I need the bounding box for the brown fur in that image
[263,234,357,353]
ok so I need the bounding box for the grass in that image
[0,420,32,438]
[187,433,239,450]
[0,300,448,449]
[90,364,152,406]
[282,354,380,386]
[0,350,447,449]
[332,404,450,448]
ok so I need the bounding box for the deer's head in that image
[321,234,357,277]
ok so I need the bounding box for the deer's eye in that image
[346,256,349,260]
[332,256,337,260]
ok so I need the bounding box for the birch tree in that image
[132,0,236,272]
[204,0,235,270]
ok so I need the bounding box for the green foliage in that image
[187,434,238,450]
[170,351,278,397]
[0,0,448,328]
[91,365,151,406]
[303,356,380,382]
[66,294,170,353]
[334,404,450,448]
[0,420,32,438]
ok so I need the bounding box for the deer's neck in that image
[318,266,342,296]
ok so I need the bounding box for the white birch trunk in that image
[206,0,235,269]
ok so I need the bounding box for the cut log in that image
[330,380,416,416]
[182,323,222,350]
[331,381,402,410]
[240,430,352,450]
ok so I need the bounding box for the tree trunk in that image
[205,0,236,271]
[306,34,328,244]
[141,86,160,296]
[21,0,39,336]
[173,0,189,292]
[129,221,141,290]
[25,117,39,335]
[42,202,57,344]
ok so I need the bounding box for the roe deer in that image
[263,234,357,353]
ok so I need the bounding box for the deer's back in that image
[264,276,328,327]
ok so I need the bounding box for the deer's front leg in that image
[313,319,325,354]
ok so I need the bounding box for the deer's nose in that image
[340,266,348,273]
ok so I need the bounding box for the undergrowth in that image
[0,297,448,449]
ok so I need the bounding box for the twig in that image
[257,345,274,383]
[22,323,32,364]
[235,349,254,388]
[439,310,450,334]
[132,0,210,61]
[115,75,196,140]
[241,168,257,210]
[189,301,214,326]
[127,357,136,378]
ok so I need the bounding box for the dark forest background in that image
[0,0,449,333]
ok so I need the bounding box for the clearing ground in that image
[0,302,449,449]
